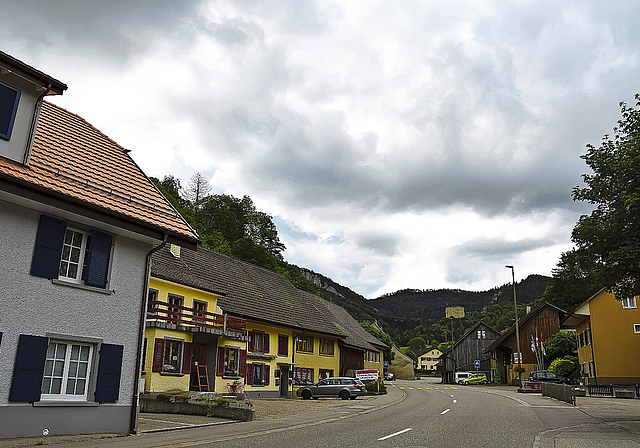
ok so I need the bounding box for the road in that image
[42,377,629,448]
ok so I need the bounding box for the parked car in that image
[461,373,488,385]
[528,370,570,384]
[296,377,367,400]
[454,372,473,384]
[384,372,395,381]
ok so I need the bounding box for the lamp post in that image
[505,265,521,383]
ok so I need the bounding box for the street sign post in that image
[474,359,480,370]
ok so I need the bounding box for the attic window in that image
[0,81,21,140]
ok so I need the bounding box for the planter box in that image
[140,394,254,421]
[614,390,635,399]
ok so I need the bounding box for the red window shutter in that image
[182,342,192,374]
[216,347,225,376]
[239,350,247,377]
[264,333,270,353]
[152,339,165,372]
[265,365,270,386]
[248,331,254,352]
[278,335,288,356]
[246,363,254,385]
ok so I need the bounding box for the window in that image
[42,341,93,400]
[247,363,270,385]
[216,346,246,378]
[319,368,333,379]
[163,339,183,373]
[152,338,191,375]
[319,339,334,356]
[277,334,288,356]
[9,334,123,404]
[293,367,314,385]
[147,289,159,315]
[249,331,269,353]
[477,330,486,339]
[0,81,20,140]
[167,294,184,321]
[193,300,207,323]
[634,324,640,334]
[296,336,313,353]
[622,297,637,309]
[31,215,113,289]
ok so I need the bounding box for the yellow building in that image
[418,347,443,372]
[145,245,380,398]
[562,289,640,385]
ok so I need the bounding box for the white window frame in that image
[622,297,637,309]
[58,227,91,284]
[634,324,640,334]
[41,340,94,401]
[224,347,240,376]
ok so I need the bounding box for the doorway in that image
[279,366,289,397]
[190,343,207,391]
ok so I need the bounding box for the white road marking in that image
[453,399,457,403]
[378,428,413,441]
[441,409,450,414]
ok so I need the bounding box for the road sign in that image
[383,361,389,369]
[356,369,379,381]
[474,360,480,369]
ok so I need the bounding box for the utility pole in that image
[505,265,521,384]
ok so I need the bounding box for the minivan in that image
[454,372,473,384]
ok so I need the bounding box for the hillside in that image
[371,274,552,321]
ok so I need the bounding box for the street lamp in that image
[505,265,522,382]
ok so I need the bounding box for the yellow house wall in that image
[576,320,593,365]
[149,277,220,315]
[293,336,340,386]
[364,354,383,375]
[213,337,247,394]
[142,327,193,392]
[244,323,293,394]
[590,291,640,379]
[419,349,442,371]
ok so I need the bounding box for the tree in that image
[408,337,426,353]
[568,94,640,300]
[548,358,576,377]
[184,172,212,215]
[543,331,576,362]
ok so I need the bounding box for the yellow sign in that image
[445,306,465,318]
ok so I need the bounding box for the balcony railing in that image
[147,300,246,334]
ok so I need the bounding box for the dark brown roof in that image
[151,246,346,337]
[0,102,199,247]
[318,298,387,351]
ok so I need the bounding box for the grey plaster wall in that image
[0,199,153,437]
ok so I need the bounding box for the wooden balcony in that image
[147,300,246,336]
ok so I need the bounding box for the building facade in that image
[0,51,198,438]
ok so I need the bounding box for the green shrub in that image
[365,380,387,394]
[549,358,576,377]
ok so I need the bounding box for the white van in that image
[454,372,473,384]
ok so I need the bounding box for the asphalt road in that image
[21,377,640,448]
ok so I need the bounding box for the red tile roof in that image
[0,101,198,246]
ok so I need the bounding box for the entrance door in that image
[190,343,207,391]
[279,366,289,397]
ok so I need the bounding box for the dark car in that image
[296,377,367,400]
[528,370,570,384]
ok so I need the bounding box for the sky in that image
[2,1,638,298]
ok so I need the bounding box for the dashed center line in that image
[378,428,413,441]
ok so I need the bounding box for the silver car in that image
[296,377,367,400]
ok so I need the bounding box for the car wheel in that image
[301,390,311,400]
[339,390,350,400]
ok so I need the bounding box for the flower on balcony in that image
[513,365,526,373]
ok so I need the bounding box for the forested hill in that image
[370,274,552,321]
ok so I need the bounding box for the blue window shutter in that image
[0,82,21,140]
[85,230,112,288]
[94,343,123,403]
[9,334,48,402]
[30,215,66,279]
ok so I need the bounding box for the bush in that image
[549,358,576,377]
[365,380,387,394]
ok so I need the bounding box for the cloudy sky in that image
[3,1,638,298]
